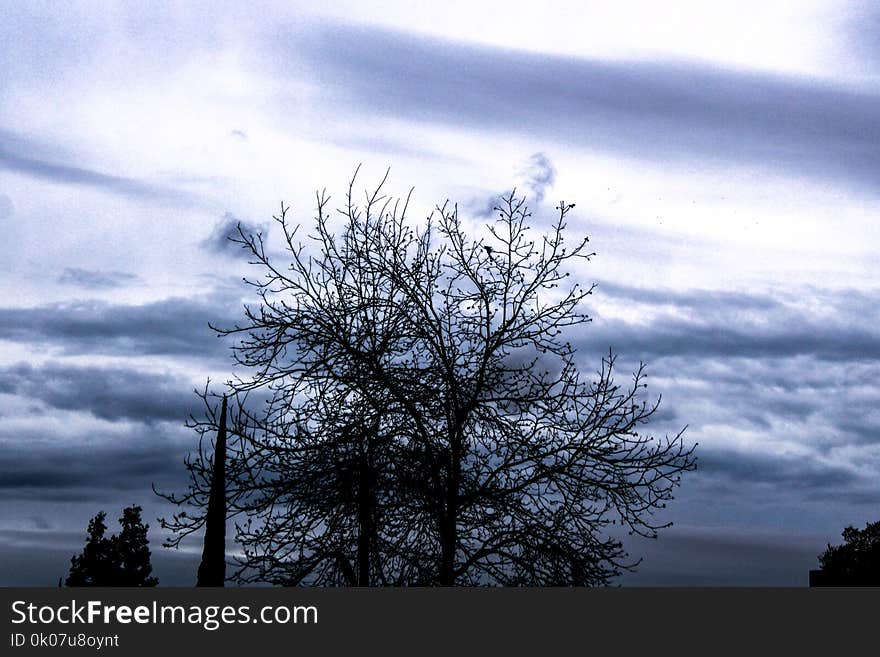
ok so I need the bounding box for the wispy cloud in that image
[57,268,138,289]
[293,21,880,192]
[516,152,556,203]
[0,193,12,221]
[202,212,268,256]
[0,129,198,205]
[470,152,557,217]
[843,2,880,72]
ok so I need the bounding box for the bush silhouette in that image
[814,520,880,586]
[66,505,158,587]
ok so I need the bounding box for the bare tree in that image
[160,170,696,586]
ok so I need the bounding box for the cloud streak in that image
[293,21,880,191]
[0,294,241,359]
[695,446,861,491]
[0,129,198,205]
[588,284,880,362]
[0,193,12,221]
[57,268,138,289]
[0,431,188,499]
[0,362,199,425]
[591,316,880,362]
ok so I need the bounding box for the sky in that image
[1,0,879,586]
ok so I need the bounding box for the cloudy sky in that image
[1,0,879,586]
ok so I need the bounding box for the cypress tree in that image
[197,395,227,586]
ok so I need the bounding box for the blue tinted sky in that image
[1,0,879,585]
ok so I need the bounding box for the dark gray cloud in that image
[0,293,241,358]
[590,316,880,362]
[695,446,859,491]
[469,152,557,218]
[0,432,189,500]
[0,129,198,205]
[517,152,556,203]
[597,281,779,312]
[292,22,880,191]
[620,526,827,586]
[585,285,880,363]
[57,267,138,289]
[0,362,199,425]
[833,415,880,448]
[0,529,89,586]
[566,283,880,510]
[573,284,880,483]
[645,354,880,450]
[0,412,229,584]
[29,516,51,531]
[202,212,268,255]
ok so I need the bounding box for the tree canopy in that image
[815,520,880,586]
[160,172,696,586]
[66,505,158,587]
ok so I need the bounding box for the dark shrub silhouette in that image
[65,511,115,586]
[66,505,158,587]
[812,520,880,586]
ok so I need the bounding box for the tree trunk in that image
[356,435,372,586]
[438,436,460,586]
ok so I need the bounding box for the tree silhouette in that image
[66,511,115,587]
[196,394,228,587]
[66,505,158,587]
[812,520,880,586]
[160,171,695,586]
